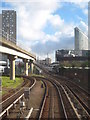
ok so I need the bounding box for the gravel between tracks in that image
[41,80,60,118]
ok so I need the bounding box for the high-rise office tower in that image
[74,27,88,50]
[2,10,16,44]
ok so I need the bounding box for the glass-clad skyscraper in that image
[74,27,88,50]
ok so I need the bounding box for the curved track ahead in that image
[37,77,64,119]
[46,74,90,119]
[50,74,90,118]
[37,77,67,119]
[35,64,90,119]
[0,76,36,119]
[38,77,82,119]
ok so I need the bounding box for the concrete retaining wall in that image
[58,68,90,91]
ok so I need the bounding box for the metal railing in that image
[0,29,35,57]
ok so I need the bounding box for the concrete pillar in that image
[24,59,28,76]
[29,61,34,74]
[9,55,17,80]
[31,63,34,74]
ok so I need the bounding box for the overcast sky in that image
[0,0,88,62]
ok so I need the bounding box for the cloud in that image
[2,1,88,62]
[37,51,55,62]
[77,16,88,34]
[74,2,88,15]
[10,1,60,42]
[48,14,64,28]
[83,9,88,15]
[4,0,89,2]
[31,35,74,55]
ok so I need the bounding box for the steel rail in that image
[39,77,68,119]
[49,76,90,119]
[65,84,90,117]
[38,79,48,120]
[0,77,36,119]
[53,82,68,119]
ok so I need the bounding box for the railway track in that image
[65,84,90,116]
[34,63,90,119]
[62,84,90,119]
[38,77,65,119]
[2,77,32,110]
[52,74,90,117]
[2,76,31,101]
[0,76,36,119]
[2,63,88,119]
[53,73,90,97]
[38,76,84,119]
[48,75,90,119]
[65,80,90,111]
[35,66,90,119]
